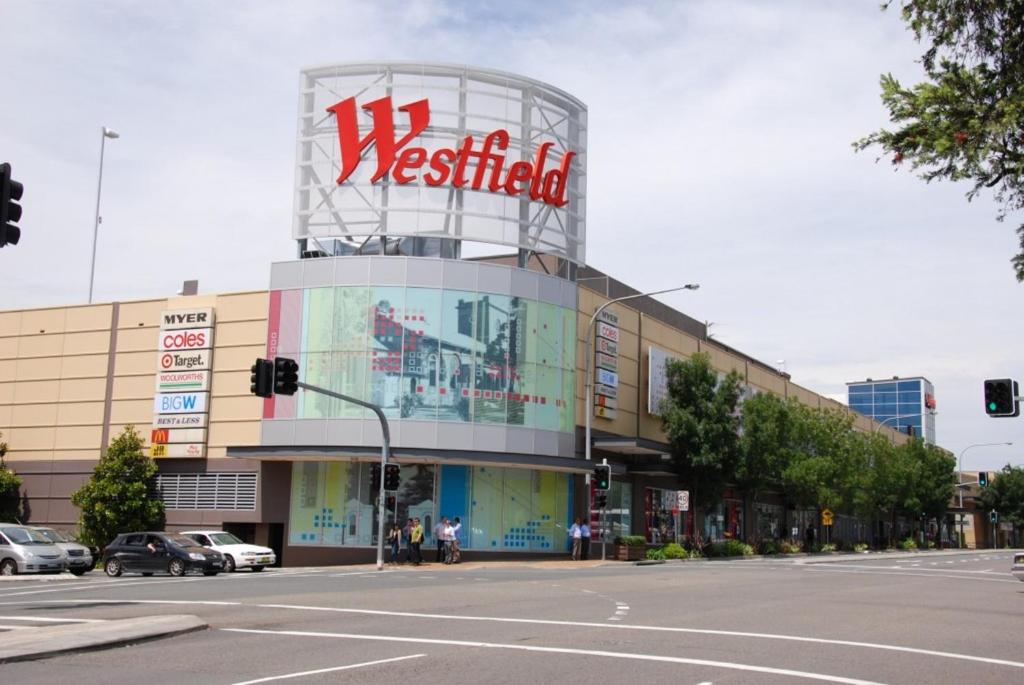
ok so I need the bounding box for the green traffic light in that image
[989,402,998,411]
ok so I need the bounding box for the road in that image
[0,551,1020,684]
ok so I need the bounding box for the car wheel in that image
[251,565,265,572]
[69,567,89,576]
[203,570,219,576]
[104,558,122,577]
[0,559,18,576]
[224,555,236,573]
[168,558,186,577]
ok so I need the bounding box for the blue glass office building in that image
[847,377,936,444]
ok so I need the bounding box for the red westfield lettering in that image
[327,96,575,207]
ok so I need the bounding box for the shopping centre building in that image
[0,63,909,564]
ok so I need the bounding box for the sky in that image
[2,0,1022,471]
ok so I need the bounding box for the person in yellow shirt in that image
[410,517,424,565]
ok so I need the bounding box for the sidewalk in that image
[0,615,206,663]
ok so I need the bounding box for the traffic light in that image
[385,495,396,511]
[978,471,989,488]
[384,463,401,490]
[593,463,610,491]
[0,162,23,248]
[990,510,999,524]
[274,356,299,395]
[983,378,1019,417]
[371,463,381,492]
[594,492,608,509]
[249,358,274,398]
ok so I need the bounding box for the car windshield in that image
[35,528,68,543]
[1,526,51,545]
[164,534,200,548]
[210,533,244,545]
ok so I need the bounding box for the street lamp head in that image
[684,283,700,291]
[102,127,120,139]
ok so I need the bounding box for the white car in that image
[1013,552,1024,582]
[181,530,275,572]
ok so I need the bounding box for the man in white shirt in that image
[442,519,456,564]
[434,518,447,562]
[569,517,583,560]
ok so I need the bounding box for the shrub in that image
[758,539,780,555]
[707,539,755,557]
[645,547,666,560]
[779,540,803,554]
[897,538,918,550]
[820,543,838,552]
[614,535,647,547]
[853,543,869,553]
[662,542,688,559]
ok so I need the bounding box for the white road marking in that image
[223,627,889,685]
[808,568,1017,583]
[326,571,395,578]
[0,615,105,623]
[580,589,596,594]
[9,598,1024,671]
[230,653,425,685]
[0,624,32,630]
[0,576,206,599]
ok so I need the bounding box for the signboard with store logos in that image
[594,310,619,420]
[151,308,214,458]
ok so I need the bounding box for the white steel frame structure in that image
[293,62,588,267]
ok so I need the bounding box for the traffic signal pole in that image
[297,381,391,571]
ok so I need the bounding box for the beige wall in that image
[576,286,907,447]
[0,291,268,465]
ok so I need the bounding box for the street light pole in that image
[957,441,1012,548]
[88,126,119,304]
[583,283,700,561]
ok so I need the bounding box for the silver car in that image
[1013,552,1024,582]
[0,524,68,575]
[32,527,93,575]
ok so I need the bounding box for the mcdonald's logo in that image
[151,429,169,444]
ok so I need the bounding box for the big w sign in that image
[327,96,576,208]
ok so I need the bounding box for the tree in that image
[979,464,1024,527]
[782,405,865,514]
[71,426,164,549]
[661,352,743,509]
[855,2,1024,281]
[0,432,23,522]
[737,393,795,504]
[913,442,957,521]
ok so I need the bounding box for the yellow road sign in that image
[821,508,834,526]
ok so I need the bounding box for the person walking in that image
[434,517,447,562]
[442,518,456,564]
[581,520,591,561]
[410,517,424,565]
[568,517,583,560]
[451,516,462,563]
[387,523,402,565]
[403,518,414,564]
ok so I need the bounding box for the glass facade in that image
[848,378,935,443]
[288,462,572,551]
[644,487,689,544]
[271,286,576,433]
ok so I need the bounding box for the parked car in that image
[0,523,68,575]
[31,527,93,575]
[1013,552,1024,582]
[102,532,224,577]
[181,530,276,572]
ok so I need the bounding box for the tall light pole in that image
[583,283,700,560]
[88,126,120,304]
[957,441,1012,548]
